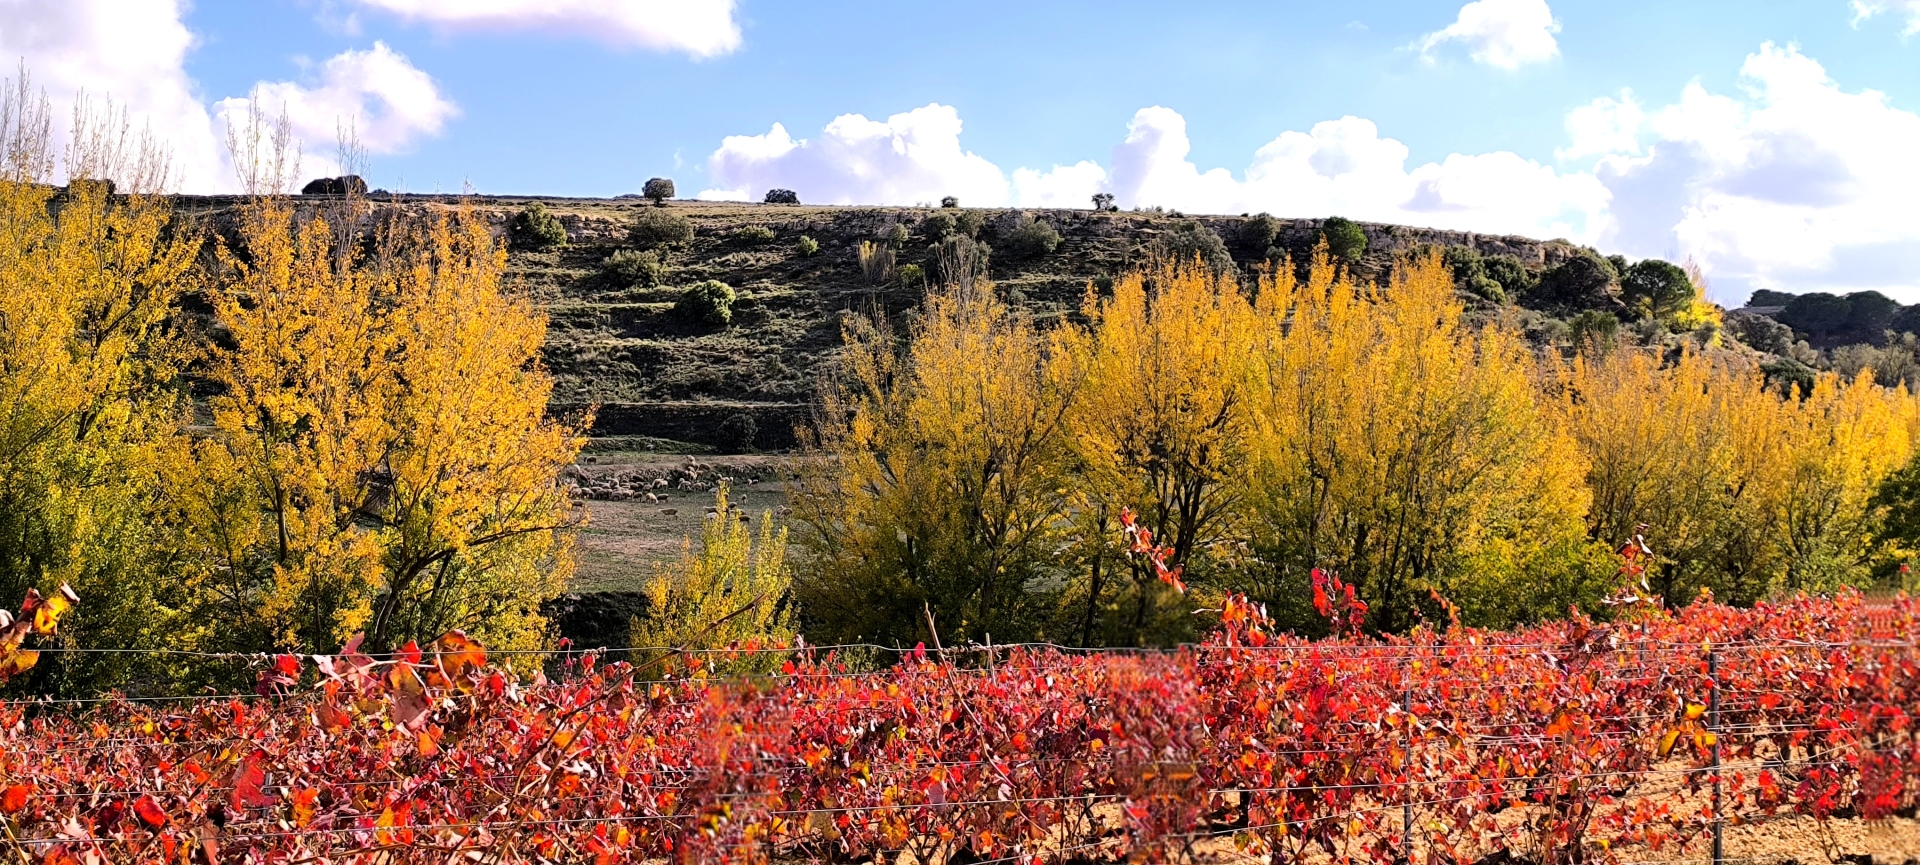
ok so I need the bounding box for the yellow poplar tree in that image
[363,208,584,650]
[0,85,201,691]
[1557,349,1919,602]
[177,200,584,654]
[1050,260,1255,646]
[1242,250,1602,631]
[790,283,1076,647]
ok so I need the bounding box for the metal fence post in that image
[1709,646,1723,865]
[1403,663,1414,865]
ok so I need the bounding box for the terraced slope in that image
[173,194,1589,452]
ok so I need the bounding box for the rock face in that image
[165,194,1601,451]
[300,175,369,196]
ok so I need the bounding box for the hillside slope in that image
[174,195,1594,451]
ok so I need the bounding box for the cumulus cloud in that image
[699,101,1606,242]
[1589,42,1920,302]
[701,41,1920,302]
[0,2,456,192]
[1851,0,1920,34]
[343,0,741,57]
[1417,0,1561,69]
[1559,91,1645,161]
[1106,108,1608,241]
[214,42,458,169]
[0,0,223,189]
[698,104,1009,205]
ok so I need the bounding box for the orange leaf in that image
[417,725,443,758]
[291,788,320,828]
[1685,704,1705,721]
[0,784,28,814]
[433,629,487,681]
[133,795,168,828]
[1657,728,1682,757]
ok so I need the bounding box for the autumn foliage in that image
[0,580,1913,864]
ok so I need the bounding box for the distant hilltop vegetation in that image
[165,192,1913,450]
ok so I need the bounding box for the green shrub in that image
[922,212,957,242]
[643,177,676,206]
[1761,356,1817,397]
[955,209,986,238]
[676,280,736,327]
[1153,220,1234,275]
[734,225,776,244]
[718,413,758,453]
[1727,311,1795,355]
[1240,214,1279,252]
[763,188,799,205]
[940,196,959,208]
[1092,192,1116,212]
[630,208,694,249]
[886,223,911,248]
[1747,289,1795,308]
[1532,253,1617,311]
[1568,309,1620,351]
[897,263,925,287]
[510,202,568,250]
[1439,248,1505,302]
[1320,216,1367,261]
[796,236,820,258]
[1003,216,1061,259]
[1482,254,1537,299]
[602,249,663,287]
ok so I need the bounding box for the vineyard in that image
[0,578,1912,865]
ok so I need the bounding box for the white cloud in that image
[698,104,1009,205]
[699,101,1606,242]
[0,0,223,190]
[0,3,455,192]
[1417,0,1561,69]
[1593,42,1920,303]
[1104,108,1608,241]
[701,41,1920,302]
[343,0,742,57]
[214,42,458,168]
[1851,0,1920,35]
[1011,161,1107,209]
[1559,90,1645,160]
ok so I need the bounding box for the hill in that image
[172,194,1600,452]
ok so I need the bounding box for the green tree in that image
[1320,217,1367,262]
[1003,215,1061,259]
[1239,214,1280,254]
[1152,220,1235,275]
[1531,253,1617,312]
[1619,259,1693,322]
[643,177,676,206]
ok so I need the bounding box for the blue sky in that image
[10,0,1920,301]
